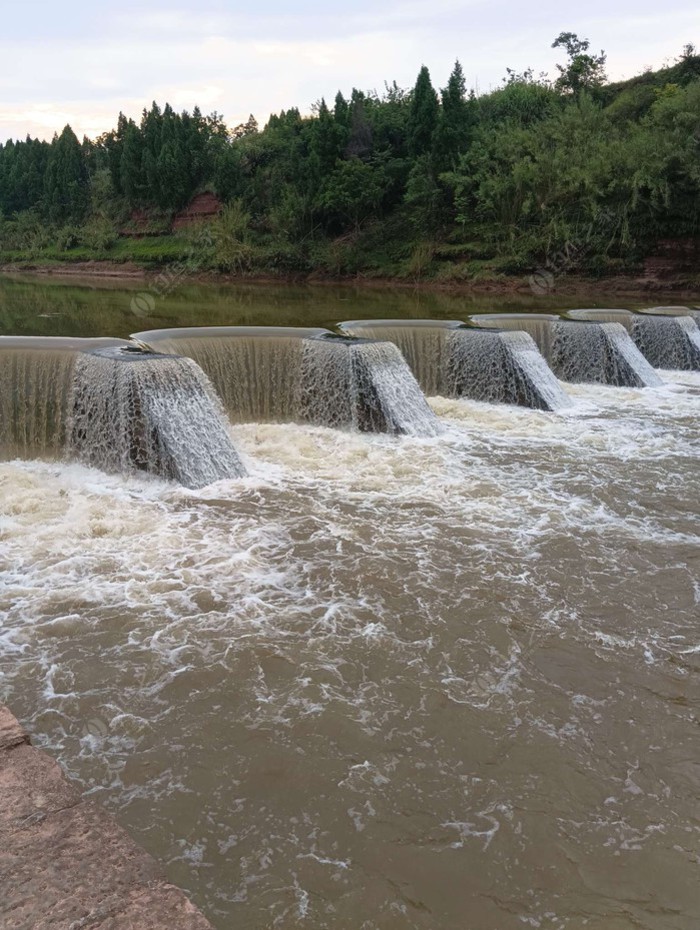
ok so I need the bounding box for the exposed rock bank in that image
[0,705,214,930]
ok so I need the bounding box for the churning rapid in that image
[2,370,699,930]
[1,299,700,929]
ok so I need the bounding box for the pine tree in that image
[43,125,88,222]
[434,60,471,170]
[334,91,350,127]
[309,99,341,179]
[119,120,144,205]
[408,66,439,157]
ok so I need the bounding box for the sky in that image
[1,0,699,142]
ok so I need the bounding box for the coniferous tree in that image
[43,125,88,222]
[408,66,439,157]
[434,60,471,170]
[334,91,350,127]
[119,120,144,205]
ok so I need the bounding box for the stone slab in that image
[0,705,30,751]
[0,743,81,824]
[0,706,215,930]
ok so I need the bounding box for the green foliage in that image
[209,201,254,272]
[434,60,472,170]
[405,155,443,234]
[408,66,439,157]
[80,217,118,253]
[2,41,700,284]
[320,157,387,230]
[43,125,89,223]
[552,32,607,97]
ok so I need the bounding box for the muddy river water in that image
[1,277,699,928]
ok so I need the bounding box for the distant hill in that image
[2,39,700,289]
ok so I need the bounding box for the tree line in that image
[1,35,700,279]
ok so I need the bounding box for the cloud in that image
[1,0,699,142]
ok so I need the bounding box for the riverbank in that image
[0,705,214,930]
[2,259,700,301]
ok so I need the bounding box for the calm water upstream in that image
[1,276,699,929]
[0,273,661,337]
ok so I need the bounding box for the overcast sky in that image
[1,0,698,142]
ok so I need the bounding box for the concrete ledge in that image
[0,706,214,930]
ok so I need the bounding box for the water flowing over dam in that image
[70,347,245,487]
[640,305,700,324]
[566,308,635,327]
[0,336,130,459]
[471,313,662,387]
[569,308,700,371]
[0,337,245,487]
[301,334,442,435]
[4,278,700,930]
[339,320,571,411]
[632,315,700,370]
[132,326,441,436]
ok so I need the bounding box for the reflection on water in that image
[1,364,699,929]
[0,273,670,337]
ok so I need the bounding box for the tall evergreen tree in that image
[119,120,144,205]
[434,60,471,169]
[334,91,350,127]
[43,125,88,222]
[408,66,439,157]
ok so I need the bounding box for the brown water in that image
[1,277,700,929]
[0,273,672,337]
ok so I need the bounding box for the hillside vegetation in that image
[2,35,700,284]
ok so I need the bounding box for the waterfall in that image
[630,315,700,370]
[341,319,571,411]
[473,313,661,388]
[568,308,700,371]
[641,306,700,324]
[447,329,571,410]
[301,335,442,436]
[0,336,245,487]
[470,313,560,360]
[70,348,245,488]
[338,320,463,396]
[550,322,663,387]
[131,326,328,423]
[133,326,441,436]
[0,336,129,460]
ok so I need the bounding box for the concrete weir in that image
[0,705,213,930]
[0,337,245,488]
[641,306,700,324]
[569,308,700,371]
[132,325,442,436]
[0,336,130,460]
[472,313,662,388]
[339,319,571,411]
[71,346,245,487]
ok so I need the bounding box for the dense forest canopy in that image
[1,35,700,280]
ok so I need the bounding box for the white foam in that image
[2,372,699,928]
